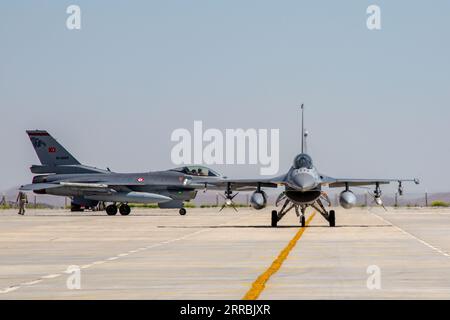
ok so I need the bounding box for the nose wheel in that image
[179,208,187,215]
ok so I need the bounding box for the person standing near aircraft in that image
[16,191,28,215]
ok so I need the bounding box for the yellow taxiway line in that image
[243,211,316,300]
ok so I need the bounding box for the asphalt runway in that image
[1,207,450,299]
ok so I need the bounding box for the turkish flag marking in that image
[48,147,56,153]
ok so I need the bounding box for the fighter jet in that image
[20,130,223,215]
[196,105,420,227]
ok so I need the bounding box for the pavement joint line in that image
[243,212,316,300]
[107,257,119,261]
[372,212,450,258]
[21,279,43,286]
[0,213,251,295]
[0,286,19,294]
[41,274,61,279]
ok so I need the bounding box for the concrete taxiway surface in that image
[1,207,450,299]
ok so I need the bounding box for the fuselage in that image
[283,153,322,205]
[32,170,204,203]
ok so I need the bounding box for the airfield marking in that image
[21,279,43,286]
[243,212,316,300]
[373,213,450,258]
[0,286,19,294]
[0,228,208,295]
[41,274,61,279]
[0,214,249,295]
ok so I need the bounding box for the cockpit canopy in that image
[170,166,221,177]
[293,154,313,169]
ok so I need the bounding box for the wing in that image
[20,183,63,191]
[194,174,287,191]
[321,176,420,188]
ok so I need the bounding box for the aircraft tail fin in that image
[26,130,81,166]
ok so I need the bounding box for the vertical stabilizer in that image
[300,104,305,153]
[26,130,80,166]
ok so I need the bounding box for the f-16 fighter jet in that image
[20,130,222,216]
[194,105,420,227]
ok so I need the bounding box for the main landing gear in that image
[106,204,131,216]
[70,204,84,212]
[119,204,131,215]
[106,204,117,215]
[179,208,187,215]
[271,197,336,228]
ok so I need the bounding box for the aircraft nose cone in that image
[292,173,316,191]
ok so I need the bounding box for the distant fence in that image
[1,193,449,209]
[193,192,450,208]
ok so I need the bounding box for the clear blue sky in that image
[1,1,449,193]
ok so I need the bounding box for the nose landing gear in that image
[295,205,307,227]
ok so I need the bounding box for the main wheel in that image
[106,204,118,216]
[119,204,131,216]
[271,210,278,227]
[179,208,187,216]
[300,215,306,227]
[329,210,336,227]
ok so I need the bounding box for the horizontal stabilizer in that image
[19,183,61,191]
[30,164,110,175]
